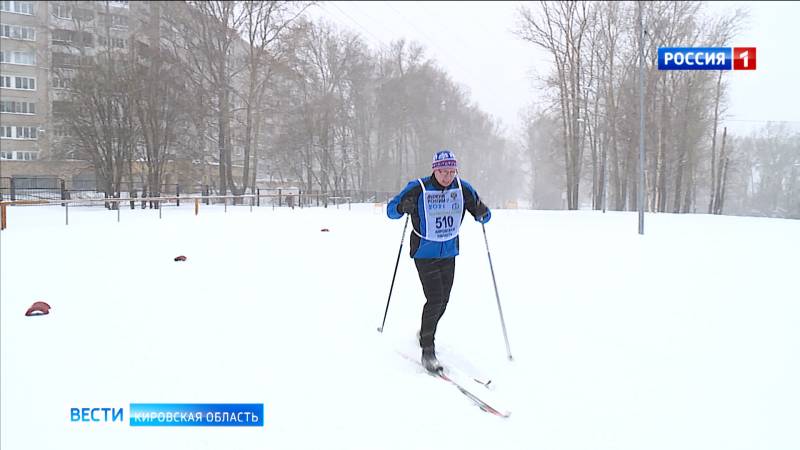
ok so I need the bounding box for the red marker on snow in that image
[25,301,51,316]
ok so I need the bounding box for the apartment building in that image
[2,1,259,191]
[0,0,48,161]
[1,0,133,163]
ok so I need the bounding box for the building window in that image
[13,76,36,90]
[1,23,36,41]
[0,1,34,15]
[17,126,37,139]
[51,28,71,43]
[100,13,128,29]
[55,125,74,137]
[52,100,72,116]
[53,4,72,19]
[0,125,38,140]
[0,100,36,114]
[113,15,128,28]
[0,151,38,160]
[75,7,94,21]
[52,76,71,89]
[98,35,127,49]
[0,75,37,90]
[0,50,36,65]
[52,29,93,47]
[52,52,80,67]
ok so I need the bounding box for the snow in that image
[1,202,799,450]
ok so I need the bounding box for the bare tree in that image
[180,1,248,195]
[704,8,746,213]
[130,2,188,202]
[64,50,138,206]
[237,1,310,194]
[516,0,592,209]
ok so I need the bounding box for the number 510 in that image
[435,216,454,228]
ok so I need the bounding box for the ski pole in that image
[482,222,513,361]
[377,214,409,333]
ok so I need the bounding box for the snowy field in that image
[1,202,798,450]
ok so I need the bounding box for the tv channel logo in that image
[658,47,756,70]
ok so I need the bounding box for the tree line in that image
[54,0,520,207]
[53,1,797,218]
[516,0,798,218]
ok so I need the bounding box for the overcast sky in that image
[309,1,800,139]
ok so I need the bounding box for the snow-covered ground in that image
[1,202,798,450]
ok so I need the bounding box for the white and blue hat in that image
[432,150,458,170]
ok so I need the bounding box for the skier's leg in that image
[415,258,444,349]
[431,257,456,337]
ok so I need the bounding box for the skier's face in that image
[434,168,457,187]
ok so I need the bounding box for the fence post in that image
[66,202,69,225]
[10,178,16,202]
[159,200,162,219]
[278,189,282,207]
[195,198,199,216]
[204,185,210,205]
[1,204,6,230]
[176,184,181,207]
[257,188,260,207]
[60,179,67,207]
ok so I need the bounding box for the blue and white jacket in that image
[387,175,491,259]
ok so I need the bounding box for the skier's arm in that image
[462,181,491,224]
[387,181,420,219]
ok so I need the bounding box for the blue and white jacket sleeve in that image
[387,181,419,219]
[462,180,491,224]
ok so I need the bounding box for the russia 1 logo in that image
[733,47,756,70]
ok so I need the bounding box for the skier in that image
[387,150,491,372]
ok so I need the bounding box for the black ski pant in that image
[415,257,456,349]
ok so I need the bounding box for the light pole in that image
[637,1,646,235]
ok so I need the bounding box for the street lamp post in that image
[638,0,646,235]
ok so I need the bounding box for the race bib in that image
[417,177,464,242]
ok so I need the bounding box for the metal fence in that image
[0,177,198,207]
[0,177,397,208]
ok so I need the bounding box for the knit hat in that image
[432,150,458,170]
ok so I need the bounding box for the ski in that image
[397,350,493,388]
[435,370,510,418]
[470,374,493,389]
[397,351,510,418]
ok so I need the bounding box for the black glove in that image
[398,196,416,215]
